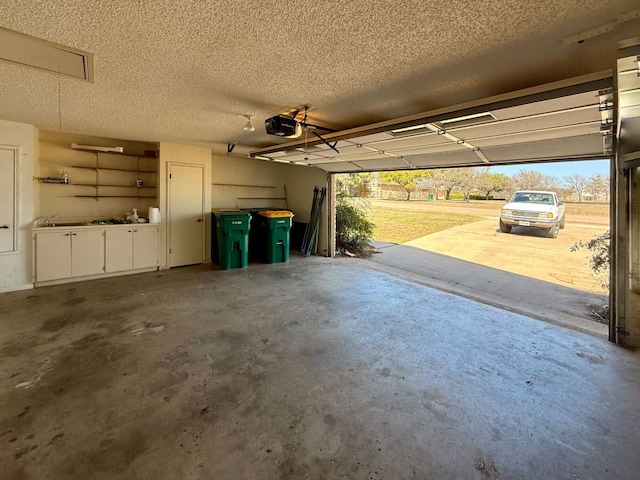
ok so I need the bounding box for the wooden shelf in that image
[212,183,276,188]
[74,195,157,199]
[72,148,157,158]
[68,154,158,201]
[72,165,156,173]
[237,197,287,200]
[72,183,156,188]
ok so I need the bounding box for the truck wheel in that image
[499,220,512,233]
[559,215,566,229]
[548,223,559,238]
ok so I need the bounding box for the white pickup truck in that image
[499,190,566,238]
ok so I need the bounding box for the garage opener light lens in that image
[243,115,255,132]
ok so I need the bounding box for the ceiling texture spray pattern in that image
[0,0,639,166]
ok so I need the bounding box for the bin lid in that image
[258,210,294,218]
[215,211,251,218]
[211,208,240,213]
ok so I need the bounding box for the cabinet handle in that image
[72,233,77,236]
[133,229,138,232]
[64,233,70,236]
[0,225,9,229]
[128,230,132,233]
[196,218,203,223]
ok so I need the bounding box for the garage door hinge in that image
[615,327,630,336]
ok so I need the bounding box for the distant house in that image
[373,177,434,200]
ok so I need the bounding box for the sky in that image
[490,159,610,179]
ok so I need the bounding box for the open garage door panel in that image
[251,73,613,173]
[612,42,640,347]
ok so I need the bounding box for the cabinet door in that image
[36,231,72,282]
[71,230,105,277]
[132,227,158,269]
[105,229,133,273]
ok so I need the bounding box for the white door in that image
[0,147,16,253]
[168,163,205,267]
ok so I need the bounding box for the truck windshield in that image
[512,193,554,205]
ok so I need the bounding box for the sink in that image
[41,222,86,227]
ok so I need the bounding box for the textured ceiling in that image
[0,1,639,157]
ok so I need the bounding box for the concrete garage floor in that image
[364,217,610,337]
[1,257,639,479]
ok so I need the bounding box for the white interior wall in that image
[210,154,329,256]
[38,131,158,221]
[0,127,330,293]
[0,119,37,292]
[210,154,289,211]
[281,164,329,256]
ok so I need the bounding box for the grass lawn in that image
[370,206,483,244]
[398,199,610,217]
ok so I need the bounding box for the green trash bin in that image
[214,211,251,269]
[258,210,294,263]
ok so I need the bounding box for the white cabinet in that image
[35,231,72,282]
[35,229,104,282]
[105,228,133,273]
[105,225,158,272]
[35,224,158,284]
[132,226,158,269]
[71,230,105,277]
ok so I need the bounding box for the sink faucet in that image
[43,214,64,227]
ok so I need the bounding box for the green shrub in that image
[571,230,610,291]
[336,195,375,256]
[571,230,610,322]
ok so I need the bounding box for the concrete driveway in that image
[359,217,609,336]
[405,219,608,295]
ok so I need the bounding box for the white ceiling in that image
[0,1,638,160]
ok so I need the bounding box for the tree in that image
[476,168,511,200]
[419,175,442,199]
[377,170,432,200]
[555,186,573,202]
[512,170,544,190]
[336,173,374,197]
[431,168,461,200]
[455,167,479,202]
[540,174,560,190]
[587,173,608,202]
[564,174,589,202]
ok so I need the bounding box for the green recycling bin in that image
[258,210,294,263]
[214,211,251,269]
